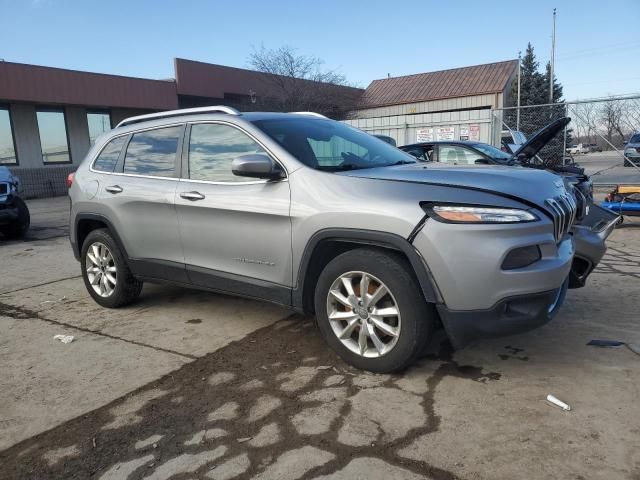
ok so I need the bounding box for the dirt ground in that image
[0,196,639,480]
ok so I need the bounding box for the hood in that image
[338,163,568,207]
[513,117,571,160]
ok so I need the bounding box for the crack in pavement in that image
[0,300,198,361]
[0,275,82,296]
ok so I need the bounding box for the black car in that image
[0,166,30,239]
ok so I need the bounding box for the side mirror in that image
[231,154,284,180]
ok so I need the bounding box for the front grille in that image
[0,182,8,195]
[546,193,577,243]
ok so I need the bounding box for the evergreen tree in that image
[543,61,564,103]
[505,43,569,165]
[508,43,547,108]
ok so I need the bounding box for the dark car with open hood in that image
[0,166,30,239]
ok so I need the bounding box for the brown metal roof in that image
[0,61,178,110]
[358,60,518,109]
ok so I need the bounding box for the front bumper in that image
[0,197,19,225]
[569,204,620,287]
[413,215,574,348]
[413,216,573,311]
[438,280,568,348]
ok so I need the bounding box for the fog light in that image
[502,245,541,270]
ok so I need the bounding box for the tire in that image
[0,197,30,239]
[80,228,142,308]
[314,248,435,373]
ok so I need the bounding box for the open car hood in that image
[513,117,571,160]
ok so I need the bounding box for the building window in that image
[36,110,71,164]
[87,111,112,145]
[0,108,17,165]
[123,126,182,177]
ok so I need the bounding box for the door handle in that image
[180,191,205,201]
[105,185,123,194]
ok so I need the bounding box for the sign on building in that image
[436,127,455,141]
[469,124,480,141]
[416,128,434,142]
[459,126,469,141]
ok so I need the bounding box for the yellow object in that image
[618,185,640,194]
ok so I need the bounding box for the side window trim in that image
[180,120,288,185]
[90,132,130,173]
[111,123,186,179]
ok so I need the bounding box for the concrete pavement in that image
[1,197,639,479]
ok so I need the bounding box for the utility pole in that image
[549,8,557,104]
[516,51,521,131]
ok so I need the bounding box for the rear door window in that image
[123,126,182,177]
[93,136,126,172]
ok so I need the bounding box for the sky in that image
[1,0,639,100]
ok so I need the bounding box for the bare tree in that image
[600,99,626,146]
[247,45,361,118]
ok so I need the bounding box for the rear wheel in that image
[0,197,30,239]
[81,229,142,308]
[314,248,435,373]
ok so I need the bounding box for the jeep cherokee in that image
[68,106,612,372]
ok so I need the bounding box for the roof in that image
[175,58,363,101]
[0,61,178,110]
[358,60,518,109]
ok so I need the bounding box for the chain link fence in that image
[491,95,640,181]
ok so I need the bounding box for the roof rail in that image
[289,111,328,119]
[116,106,241,128]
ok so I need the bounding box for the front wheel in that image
[314,248,435,373]
[0,197,30,239]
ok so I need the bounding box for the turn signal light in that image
[66,173,74,188]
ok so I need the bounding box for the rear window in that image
[123,126,182,177]
[92,135,126,172]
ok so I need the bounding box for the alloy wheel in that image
[86,242,117,297]
[326,271,401,358]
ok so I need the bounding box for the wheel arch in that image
[293,228,442,314]
[74,214,129,262]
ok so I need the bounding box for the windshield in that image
[630,134,640,144]
[471,143,514,162]
[251,118,416,171]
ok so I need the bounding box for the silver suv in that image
[69,107,610,372]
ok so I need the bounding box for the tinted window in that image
[188,123,267,182]
[87,112,112,145]
[630,134,640,144]
[37,110,70,163]
[438,145,483,165]
[123,126,182,177]
[0,108,17,165]
[252,118,415,171]
[403,147,431,162]
[93,136,126,172]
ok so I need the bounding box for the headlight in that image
[624,148,634,155]
[425,204,538,223]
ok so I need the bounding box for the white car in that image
[567,144,589,155]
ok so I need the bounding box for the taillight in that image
[66,173,74,188]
